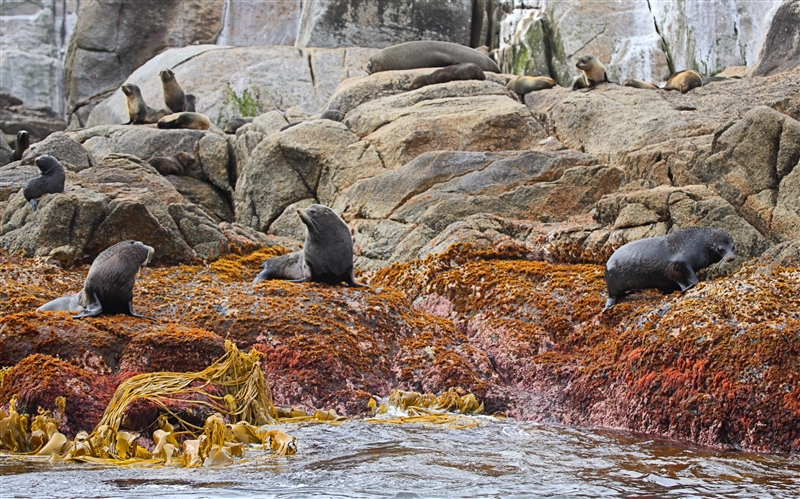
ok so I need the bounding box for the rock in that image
[64,0,224,125]
[86,46,374,128]
[268,199,315,240]
[216,0,303,46]
[753,0,800,77]
[165,175,234,223]
[0,136,13,166]
[0,102,68,143]
[295,0,473,48]
[23,132,95,171]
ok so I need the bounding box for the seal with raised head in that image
[365,41,501,74]
[159,69,188,113]
[408,63,486,91]
[507,75,557,96]
[157,112,210,130]
[253,251,303,282]
[603,226,735,311]
[623,78,658,90]
[13,130,29,161]
[662,69,703,93]
[121,83,170,125]
[23,154,65,211]
[571,55,612,91]
[148,152,196,176]
[37,240,155,319]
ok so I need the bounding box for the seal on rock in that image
[184,94,197,112]
[280,109,345,132]
[603,226,735,311]
[121,83,170,125]
[223,117,253,134]
[23,154,65,211]
[13,130,29,161]
[365,41,501,74]
[157,112,210,130]
[662,70,703,93]
[37,240,155,319]
[159,69,190,113]
[148,152,196,176]
[407,63,486,91]
[507,75,557,96]
[571,55,612,91]
[623,78,658,90]
[253,251,303,282]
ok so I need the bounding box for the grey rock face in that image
[753,0,800,76]
[23,132,95,171]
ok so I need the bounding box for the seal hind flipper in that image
[28,199,38,211]
[602,296,617,311]
[73,292,103,318]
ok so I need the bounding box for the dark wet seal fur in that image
[148,152,196,176]
[365,40,501,74]
[13,130,29,161]
[603,226,735,311]
[121,83,170,124]
[662,69,703,93]
[571,55,613,91]
[623,78,659,90]
[507,75,557,96]
[159,69,187,113]
[23,154,65,211]
[407,63,486,91]
[223,117,253,134]
[157,112,210,130]
[38,240,155,319]
[253,251,304,282]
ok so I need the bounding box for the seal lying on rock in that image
[623,79,658,90]
[407,63,485,90]
[365,41,501,74]
[121,83,170,125]
[280,109,345,132]
[571,55,613,91]
[255,204,363,286]
[13,130,29,161]
[148,152,196,176]
[507,76,557,96]
[37,240,155,319]
[662,70,703,93]
[23,154,65,211]
[223,117,253,134]
[157,112,210,130]
[603,226,735,311]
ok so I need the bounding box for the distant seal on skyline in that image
[13,130,29,161]
[365,41,501,74]
[571,55,612,91]
[159,69,190,113]
[37,240,155,319]
[148,152,196,176]
[603,226,735,311]
[121,83,170,125]
[507,75,557,96]
[407,63,486,90]
[662,70,703,93]
[157,112,210,130]
[23,154,65,211]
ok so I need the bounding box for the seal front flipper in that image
[28,199,38,211]
[72,292,103,318]
[126,300,155,321]
[674,263,699,292]
[602,296,618,312]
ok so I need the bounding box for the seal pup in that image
[365,40,501,74]
[253,251,304,282]
[603,226,735,311]
[13,130,29,161]
[571,55,613,91]
[37,240,155,319]
[121,83,170,124]
[623,79,658,90]
[159,69,190,113]
[223,117,253,134]
[407,63,486,91]
[23,154,65,211]
[148,152,196,176]
[157,112,210,130]
[662,70,703,93]
[507,75,557,96]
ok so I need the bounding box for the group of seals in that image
[603,226,735,310]
[148,152,196,176]
[38,240,155,319]
[407,63,485,91]
[122,84,170,125]
[122,69,209,129]
[23,154,65,211]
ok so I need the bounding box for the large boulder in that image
[753,0,800,76]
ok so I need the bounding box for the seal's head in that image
[159,69,176,82]
[121,83,137,97]
[34,154,61,174]
[576,55,598,71]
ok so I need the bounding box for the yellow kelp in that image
[366,388,485,429]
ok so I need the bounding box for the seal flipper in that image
[602,296,617,311]
[345,271,369,288]
[674,262,699,292]
[126,300,155,321]
[73,292,103,318]
[29,199,38,211]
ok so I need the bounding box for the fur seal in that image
[223,117,253,134]
[148,152,196,176]
[365,41,501,74]
[157,112,210,130]
[13,130,29,161]
[255,204,363,286]
[603,226,735,311]
[623,78,659,90]
[279,109,345,132]
[407,63,486,91]
[121,84,170,125]
[571,55,612,91]
[23,154,65,211]
[184,94,196,112]
[507,75,557,96]
[37,240,155,319]
[662,70,703,93]
[159,69,189,113]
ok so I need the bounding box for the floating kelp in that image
[365,388,485,429]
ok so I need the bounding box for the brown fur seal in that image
[157,112,210,131]
[255,204,363,286]
[603,226,735,311]
[407,63,486,91]
[13,130,29,161]
[507,75,557,96]
[121,83,170,125]
[37,240,155,319]
[662,70,703,93]
[184,94,196,112]
[23,154,65,211]
[623,78,658,90]
[223,117,253,134]
[365,41,501,74]
[571,55,612,91]
[159,69,189,113]
[148,152,196,176]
